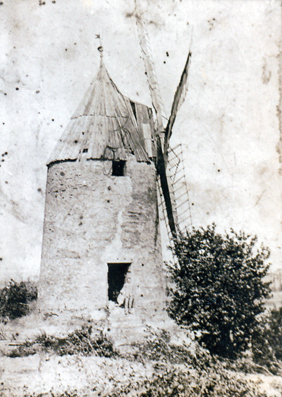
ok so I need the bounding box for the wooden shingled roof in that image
[48,57,152,165]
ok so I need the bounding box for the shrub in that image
[130,326,207,365]
[168,224,271,358]
[0,280,38,320]
[8,325,117,358]
[251,307,282,374]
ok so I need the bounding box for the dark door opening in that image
[108,263,130,302]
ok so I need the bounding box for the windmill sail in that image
[135,0,192,238]
[164,50,192,156]
[167,144,193,232]
[135,14,165,132]
[158,144,193,240]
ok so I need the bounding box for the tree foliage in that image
[0,280,38,320]
[168,224,271,358]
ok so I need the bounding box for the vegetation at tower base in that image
[8,325,117,358]
[4,326,270,396]
[0,280,37,320]
[168,224,272,358]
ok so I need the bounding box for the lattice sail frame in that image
[157,143,193,244]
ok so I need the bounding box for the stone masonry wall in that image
[39,155,166,320]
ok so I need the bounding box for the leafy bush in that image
[8,325,117,358]
[130,326,210,365]
[251,307,282,374]
[0,280,38,320]
[168,224,271,358]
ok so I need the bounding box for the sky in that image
[0,0,281,283]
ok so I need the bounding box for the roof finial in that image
[96,34,104,65]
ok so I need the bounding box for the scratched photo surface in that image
[0,0,281,395]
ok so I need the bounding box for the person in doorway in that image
[117,272,134,314]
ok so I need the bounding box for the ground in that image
[1,355,282,397]
[1,311,282,397]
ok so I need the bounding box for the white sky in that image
[0,0,281,283]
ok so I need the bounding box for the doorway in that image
[107,263,130,302]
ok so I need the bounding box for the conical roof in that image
[48,56,150,165]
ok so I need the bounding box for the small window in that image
[112,160,126,176]
[83,148,88,153]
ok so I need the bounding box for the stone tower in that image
[39,51,166,321]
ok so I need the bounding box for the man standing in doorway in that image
[117,272,134,314]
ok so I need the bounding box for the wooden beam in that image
[156,137,177,236]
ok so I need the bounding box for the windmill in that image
[38,10,192,324]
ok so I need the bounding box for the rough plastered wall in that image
[39,154,166,320]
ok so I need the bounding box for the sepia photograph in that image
[1,0,282,395]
